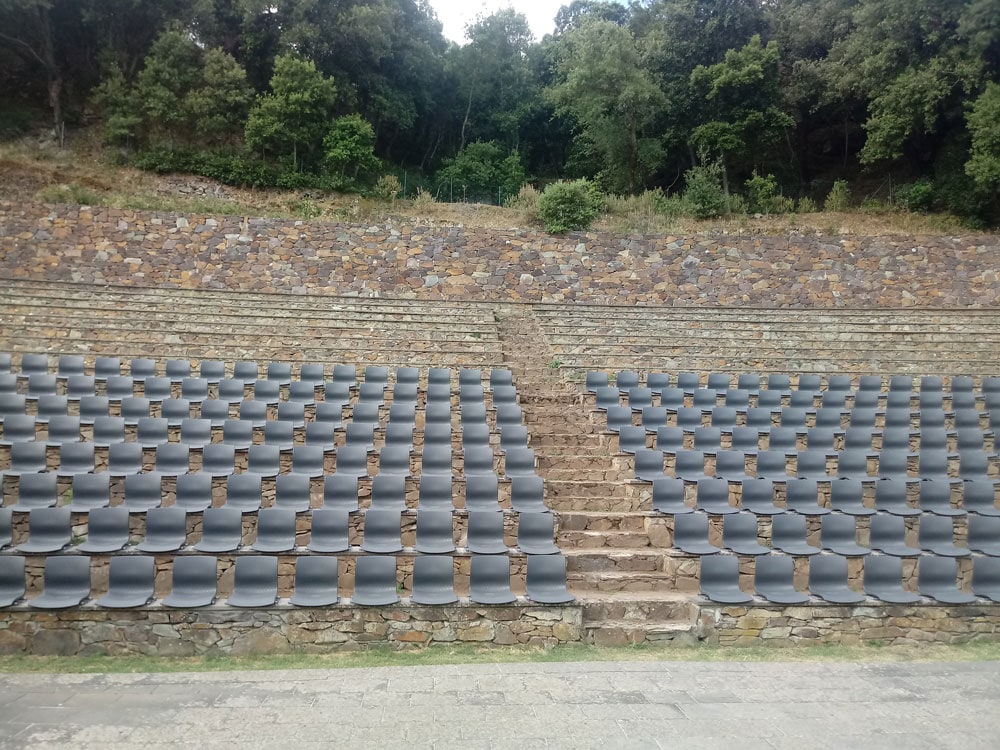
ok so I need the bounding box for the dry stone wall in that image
[2,201,998,307]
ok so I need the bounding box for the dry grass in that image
[0,139,984,237]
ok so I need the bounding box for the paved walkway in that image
[0,660,997,749]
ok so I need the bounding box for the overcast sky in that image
[427,0,592,43]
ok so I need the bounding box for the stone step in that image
[567,570,691,593]
[584,620,702,646]
[564,548,673,573]
[577,592,701,624]
[556,529,651,549]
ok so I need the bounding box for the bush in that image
[895,179,935,213]
[771,195,796,214]
[536,179,603,233]
[797,196,818,213]
[743,171,779,214]
[372,175,401,202]
[726,193,749,215]
[682,159,727,219]
[824,180,851,212]
[504,184,541,212]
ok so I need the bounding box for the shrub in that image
[682,159,727,219]
[726,193,749,215]
[743,171,779,214]
[797,196,818,213]
[895,179,935,213]
[504,184,541,212]
[537,179,603,233]
[771,195,796,214]
[824,180,851,212]
[372,175,401,202]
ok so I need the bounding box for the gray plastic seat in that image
[459,384,485,407]
[585,372,609,393]
[808,555,865,603]
[820,514,869,556]
[0,507,9,549]
[199,360,226,385]
[467,511,508,554]
[755,451,789,480]
[174,473,214,513]
[656,426,685,452]
[361,509,402,553]
[465,474,500,512]
[388,402,416,425]
[958,451,991,481]
[35,395,69,424]
[425,384,452,407]
[877,450,911,482]
[0,556,25,607]
[469,555,516,604]
[738,478,782,515]
[460,402,487,425]
[526,554,574,603]
[517,512,559,554]
[411,555,458,605]
[378,445,412,478]
[918,516,969,557]
[218,378,247,405]
[696,478,737,515]
[163,556,218,607]
[26,373,58,400]
[917,557,975,603]
[107,442,143,477]
[252,379,281,405]
[370,474,407,512]
[0,394,26,420]
[673,513,720,554]
[94,356,121,381]
[972,557,1000,602]
[673,450,706,481]
[693,426,722,451]
[676,372,700,393]
[873,481,918,516]
[784,479,827,516]
[15,472,59,509]
[636,406,664,433]
[3,441,47,476]
[274,473,312,514]
[233,361,260,385]
[226,557,278,607]
[220,419,253,451]
[245,444,280,478]
[97,556,155,608]
[795,450,829,481]
[1,414,36,446]
[90,416,125,448]
[225,473,263,513]
[352,556,399,606]
[499,424,529,453]
[123,473,162,513]
[829,479,874,516]
[491,385,517,406]
[414,474,453,513]
[30,556,91,609]
[723,390,750,408]
[730,427,761,454]
[46,415,82,447]
[277,401,307,428]
[633,449,666,482]
[593,386,621,411]
[105,375,135,402]
[699,555,751,604]
[262,420,294,452]
[713,451,749,481]
[420,445,453,477]
[414,509,456,554]
[137,507,187,552]
[251,507,298,552]
[119,396,151,426]
[745,407,776,432]
[964,480,1000,516]
[134,417,168,449]
[152,443,190,478]
[918,479,963,516]
[290,557,339,606]
[17,507,72,553]
[290,445,325,478]
[305,421,339,452]
[658,388,685,409]
[351,401,381,427]
[510,475,547,513]
[335,444,371,479]
[869,514,919,557]
[463,446,496,478]
[178,418,212,450]
[675,407,703,431]
[628,387,654,412]
[849,408,879,429]
[323,475,359,512]
[863,555,921,604]
[836,450,872,480]
[754,556,808,604]
[77,506,129,552]
[165,359,192,384]
[199,399,231,427]
[194,507,243,552]
[308,508,350,553]
[722,513,768,555]
[238,399,268,428]
[967,515,1000,556]
[771,513,821,555]
[396,367,420,387]
[144,377,173,403]
[66,473,111,513]
[330,364,358,390]
[200,443,236,478]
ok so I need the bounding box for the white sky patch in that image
[429,0,570,44]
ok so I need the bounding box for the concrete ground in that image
[0,660,998,749]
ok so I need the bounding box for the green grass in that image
[1,641,998,675]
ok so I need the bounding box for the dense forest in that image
[1,0,998,223]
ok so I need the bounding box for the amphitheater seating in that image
[585,370,1000,604]
[0,355,570,608]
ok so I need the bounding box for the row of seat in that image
[2,355,513,390]
[632,448,998,483]
[671,510,1000,557]
[587,370,1000,396]
[1,505,560,555]
[651,477,1000,517]
[0,552,575,609]
[1,472,549,513]
[700,553,1000,605]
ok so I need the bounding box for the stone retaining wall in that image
[703,603,1000,646]
[0,604,584,655]
[2,201,998,307]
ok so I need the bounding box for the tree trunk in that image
[460,86,473,151]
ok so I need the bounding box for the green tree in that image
[323,113,381,180]
[966,82,1000,190]
[244,54,336,169]
[183,47,253,147]
[689,35,794,194]
[546,20,666,193]
[435,141,525,203]
[90,64,141,147]
[135,29,203,146]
